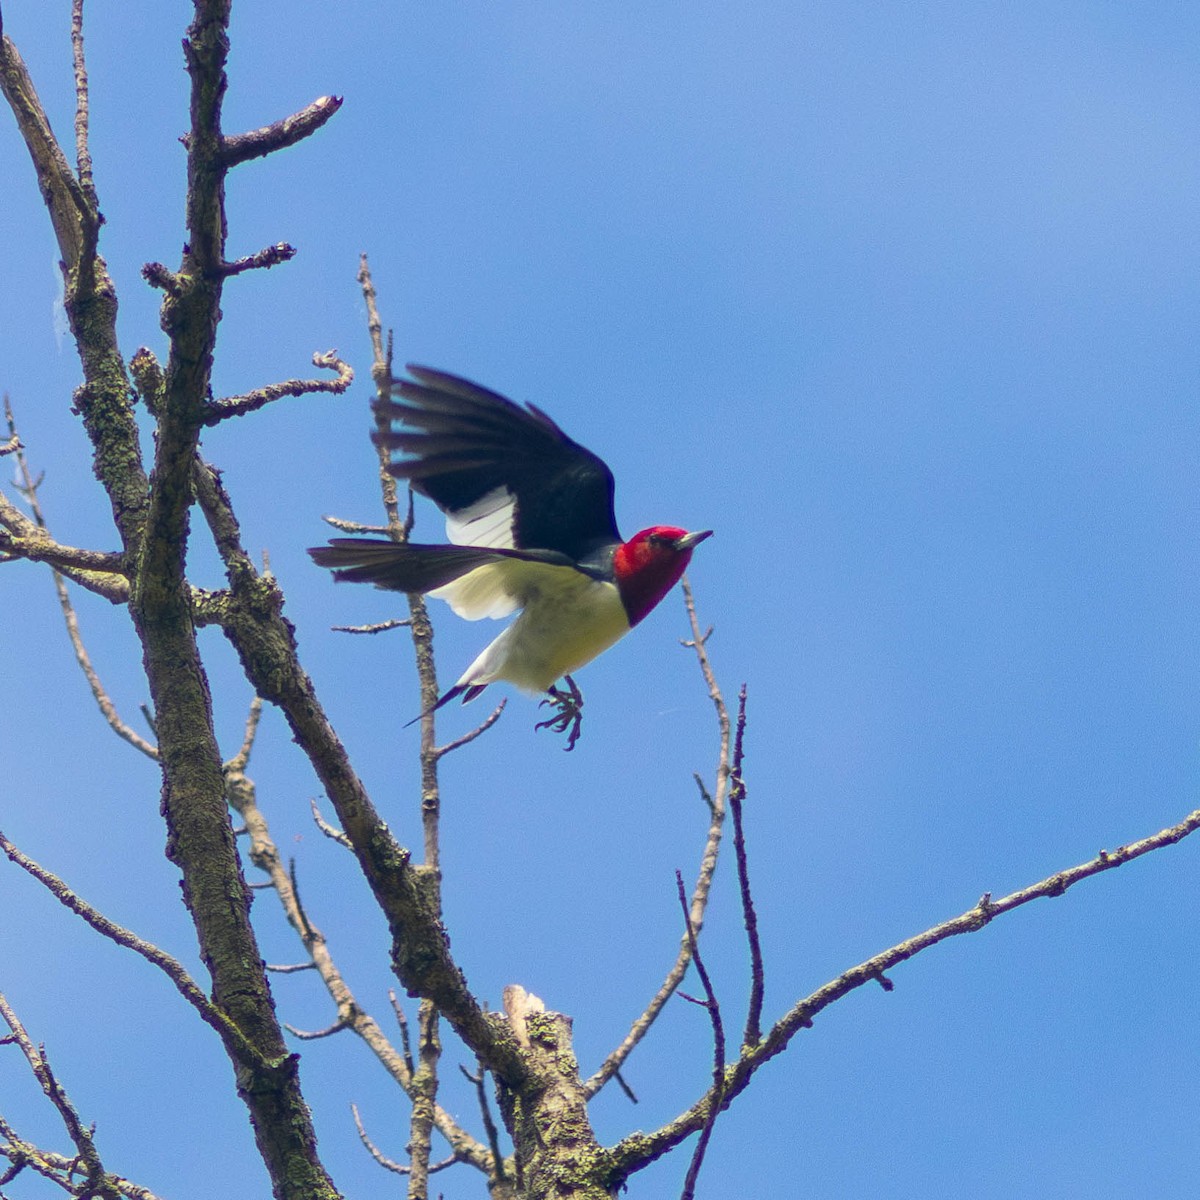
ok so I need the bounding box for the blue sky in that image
[2,2,1199,1197]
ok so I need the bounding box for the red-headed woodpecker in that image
[310,366,711,748]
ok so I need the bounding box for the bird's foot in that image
[535,674,584,751]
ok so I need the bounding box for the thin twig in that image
[351,1103,408,1174]
[70,0,96,208]
[0,831,262,1065]
[321,515,393,535]
[288,858,316,942]
[460,1063,507,1182]
[434,700,507,758]
[227,695,264,773]
[674,872,725,1200]
[285,1018,349,1041]
[332,618,412,634]
[613,1069,639,1105]
[3,400,152,757]
[349,1103,463,1179]
[309,796,352,848]
[728,685,764,1048]
[585,577,729,1097]
[357,254,403,533]
[202,351,352,424]
[222,731,492,1173]
[607,802,1200,1183]
[0,990,116,1199]
[357,259,457,871]
[221,241,296,277]
[390,990,416,1077]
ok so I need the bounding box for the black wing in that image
[372,365,622,562]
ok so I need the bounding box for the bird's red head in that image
[612,526,713,626]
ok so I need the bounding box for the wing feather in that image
[372,365,621,560]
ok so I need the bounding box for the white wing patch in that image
[445,485,517,549]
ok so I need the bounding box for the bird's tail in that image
[402,681,489,728]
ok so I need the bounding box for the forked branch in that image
[584,576,729,1097]
[606,802,1200,1184]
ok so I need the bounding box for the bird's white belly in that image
[457,577,630,693]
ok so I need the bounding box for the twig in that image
[0,1129,165,1200]
[202,350,352,424]
[434,700,507,758]
[674,872,725,1200]
[728,685,764,1048]
[390,991,416,1077]
[349,1103,462,1179]
[285,1018,349,1041]
[460,1063,507,1181]
[288,858,316,942]
[357,259,453,872]
[2,403,152,757]
[220,94,343,167]
[321,515,393,535]
[408,999,442,1199]
[70,0,96,209]
[309,796,352,848]
[607,802,1200,1183]
[613,1069,639,1105]
[332,618,412,634]
[357,254,403,533]
[351,1103,408,1174]
[0,990,116,1199]
[223,734,493,1174]
[0,831,262,1066]
[221,241,296,277]
[227,695,263,773]
[584,577,729,1097]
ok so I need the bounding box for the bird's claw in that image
[535,674,584,751]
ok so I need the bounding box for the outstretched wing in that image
[372,366,622,562]
[308,538,602,621]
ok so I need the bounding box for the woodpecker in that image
[310,366,711,749]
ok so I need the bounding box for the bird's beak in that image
[676,529,713,551]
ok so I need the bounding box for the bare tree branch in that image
[0,990,118,1199]
[460,1064,508,1184]
[220,94,343,167]
[407,999,441,1199]
[309,796,352,848]
[674,871,725,1200]
[606,802,1200,1185]
[0,831,261,1064]
[202,350,353,424]
[2,401,152,756]
[584,576,729,1097]
[332,617,412,634]
[221,241,296,277]
[350,1103,462,1179]
[728,686,764,1049]
[434,700,507,758]
[222,717,495,1175]
[70,0,96,208]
